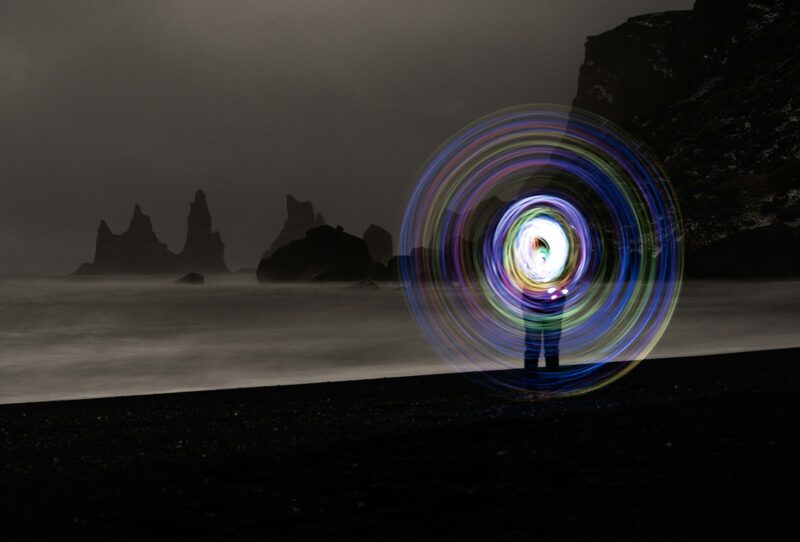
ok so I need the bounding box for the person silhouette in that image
[523,287,567,371]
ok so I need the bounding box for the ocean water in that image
[1,275,798,404]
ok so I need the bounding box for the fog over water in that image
[1,276,798,404]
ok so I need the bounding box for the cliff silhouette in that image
[573,0,800,276]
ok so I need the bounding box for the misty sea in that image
[1,275,798,404]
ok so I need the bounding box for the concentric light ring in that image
[400,105,683,397]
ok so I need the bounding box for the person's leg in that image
[543,322,562,370]
[524,320,542,370]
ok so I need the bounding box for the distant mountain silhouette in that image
[74,190,229,275]
[573,0,800,276]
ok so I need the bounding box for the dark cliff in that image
[573,0,800,276]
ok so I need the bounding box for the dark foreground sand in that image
[2,349,799,540]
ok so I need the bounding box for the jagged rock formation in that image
[258,196,398,281]
[573,0,800,275]
[75,191,229,275]
[178,190,229,273]
[257,225,376,282]
[362,224,393,264]
[74,204,180,275]
[262,195,325,259]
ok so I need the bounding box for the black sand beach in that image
[2,349,799,540]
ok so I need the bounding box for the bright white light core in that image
[513,216,570,283]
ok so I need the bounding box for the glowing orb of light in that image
[491,195,590,305]
[399,105,684,398]
[514,217,568,282]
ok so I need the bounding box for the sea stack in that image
[178,190,229,274]
[74,204,179,274]
[262,195,325,259]
[257,225,373,282]
[74,190,229,275]
[362,224,393,264]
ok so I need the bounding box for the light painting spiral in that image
[399,105,683,398]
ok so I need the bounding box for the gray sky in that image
[1,0,692,275]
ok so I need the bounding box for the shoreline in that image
[2,348,798,539]
[1,345,796,407]
[2,276,799,405]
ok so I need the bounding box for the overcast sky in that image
[1,0,692,274]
